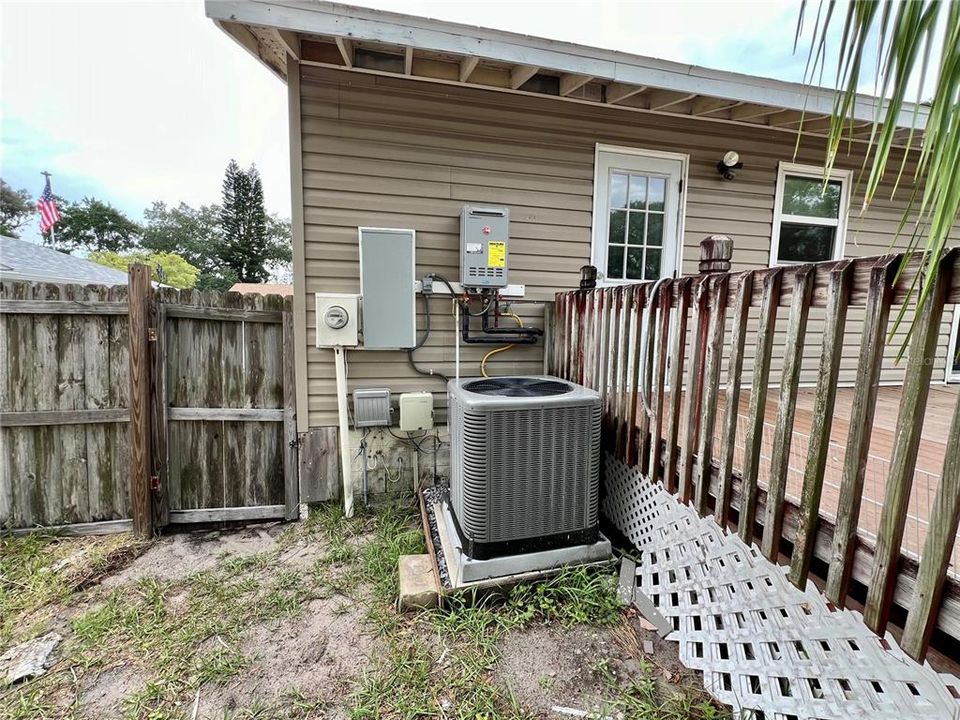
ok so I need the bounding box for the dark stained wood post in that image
[128,263,153,538]
[282,298,299,520]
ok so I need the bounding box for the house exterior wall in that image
[293,65,956,429]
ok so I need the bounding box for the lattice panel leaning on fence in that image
[550,241,960,664]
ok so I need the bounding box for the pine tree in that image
[219,160,271,282]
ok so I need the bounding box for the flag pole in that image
[41,171,55,245]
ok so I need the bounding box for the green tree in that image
[141,199,290,291]
[799,1,960,334]
[88,250,199,289]
[0,180,33,238]
[49,197,140,253]
[219,160,291,283]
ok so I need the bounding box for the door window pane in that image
[607,244,625,279]
[647,214,663,246]
[782,177,841,218]
[609,209,627,244]
[610,172,628,209]
[645,249,662,280]
[628,175,647,209]
[627,214,645,245]
[626,247,645,279]
[778,223,836,263]
[648,177,666,212]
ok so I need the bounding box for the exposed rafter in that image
[559,73,592,97]
[460,56,479,83]
[510,64,539,90]
[647,90,697,111]
[275,29,300,59]
[335,37,354,68]
[730,103,782,121]
[605,82,646,105]
[690,97,742,116]
[404,46,413,75]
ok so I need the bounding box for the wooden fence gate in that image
[0,266,298,536]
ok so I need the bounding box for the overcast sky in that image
[3,0,832,242]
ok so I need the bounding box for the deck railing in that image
[549,239,960,663]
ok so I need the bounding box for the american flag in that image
[37,175,61,233]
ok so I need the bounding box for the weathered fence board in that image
[1,280,132,529]
[864,250,954,635]
[825,255,899,605]
[738,268,782,543]
[789,260,853,586]
[1,275,298,534]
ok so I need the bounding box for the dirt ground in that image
[0,505,724,720]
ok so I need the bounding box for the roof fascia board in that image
[205,0,926,129]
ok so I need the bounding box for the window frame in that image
[770,162,852,267]
[590,144,688,287]
[947,309,960,383]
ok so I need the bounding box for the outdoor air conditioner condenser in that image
[447,376,602,560]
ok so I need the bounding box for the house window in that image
[771,163,851,266]
[606,171,667,281]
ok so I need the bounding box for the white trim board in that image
[204,0,928,130]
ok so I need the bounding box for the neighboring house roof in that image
[206,0,926,146]
[0,236,129,286]
[230,282,293,296]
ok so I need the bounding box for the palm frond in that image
[798,0,960,354]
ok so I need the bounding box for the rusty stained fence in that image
[551,241,960,664]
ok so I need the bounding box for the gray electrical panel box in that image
[359,227,416,349]
[353,388,391,427]
[460,205,509,289]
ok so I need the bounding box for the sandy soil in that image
[102,524,283,587]
[198,596,373,719]
[497,616,693,717]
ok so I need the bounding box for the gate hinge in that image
[147,327,158,342]
[150,475,161,490]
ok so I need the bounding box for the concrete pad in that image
[398,554,439,611]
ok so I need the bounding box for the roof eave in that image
[204,0,927,131]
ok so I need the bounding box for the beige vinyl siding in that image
[296,66,956,426]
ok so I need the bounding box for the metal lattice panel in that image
[602,455,960,720]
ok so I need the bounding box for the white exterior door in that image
[592,146,685,284]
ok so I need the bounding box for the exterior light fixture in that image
[717,150,743,180]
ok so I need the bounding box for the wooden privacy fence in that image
[551,240,960,663]
[1,266,298,537]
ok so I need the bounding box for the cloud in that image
[2,1,290,236]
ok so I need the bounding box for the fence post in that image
[692,236,732,513]
[128,263,154,538]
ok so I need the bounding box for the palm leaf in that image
[797,0,960,355]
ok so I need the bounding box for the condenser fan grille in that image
[463,377,572,397]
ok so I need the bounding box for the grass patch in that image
[1,498,728,720]
[0,533,146,647]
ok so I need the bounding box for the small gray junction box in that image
[460,205,509,289]
[353,388,391,427]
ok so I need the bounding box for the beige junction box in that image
[399,392,433,431]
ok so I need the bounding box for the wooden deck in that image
[713,383,958,568]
